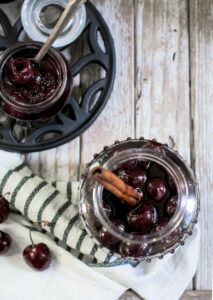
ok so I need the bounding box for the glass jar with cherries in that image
[79,138,200,261]
[0,43,72,122]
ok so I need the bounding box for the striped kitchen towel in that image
[0,151,201,300]
[0,159,115,265]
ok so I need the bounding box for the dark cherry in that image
[0,231,12,255]
[168,175,177,192]
[119,241,150,257]
[138,160,151,170]
[99,219,125,246]
[6,58,39,85]
[23,243,51,271]
[152,218,169,233]
[0,197,9,223]
[166,195,178,216]
[116,160,138,171]
[127,203,157,233]
[118,168,147,188]
[147,178,167,202]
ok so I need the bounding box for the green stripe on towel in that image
[24,181,48,217]
[62,214,79,243]
[50,200,71,235]
[51,182,57,188]
[90,244,99,256]
[76,229,87,250]
[14,162,27,173]
[0,170,14,195]
[10,174,36,206]
[78,253,84,261]
[37,190,60,221]
[67,182,72,202]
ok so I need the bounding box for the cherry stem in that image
[29,227,35,248]
[29,221,50,248]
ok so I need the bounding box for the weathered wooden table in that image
[1,0,212,299]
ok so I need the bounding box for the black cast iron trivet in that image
[0,1,116,153]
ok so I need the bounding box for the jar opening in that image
[0,43,68,113]
[93,148,188,244]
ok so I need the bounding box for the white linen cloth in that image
[0,150,200,300]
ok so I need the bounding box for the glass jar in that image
[79,138,200,261]
[21,0,87,48]
[0,43,72,122]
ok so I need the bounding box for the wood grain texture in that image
[189,0,213,290]
[119,290,142,300]
[135,0,190,162]
[119,290,212,300]
[181,290,212,300]
[80,0,135,166]
[135,0,192,290]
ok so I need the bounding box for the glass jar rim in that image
[0,42,68,113]
[79,138,200,259]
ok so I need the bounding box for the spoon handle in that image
[34,0,87,63]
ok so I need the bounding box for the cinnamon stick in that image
[91,167,142,206]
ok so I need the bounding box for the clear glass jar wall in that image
[79,138,200,261]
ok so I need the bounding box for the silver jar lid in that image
[21,0,87,48]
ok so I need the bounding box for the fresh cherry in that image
[0,196,9,223]
[0,231,12,255]
[166,195,178,216]
[119,241,150,257]
[23,243,51,271]
[118,168,147,188]
[147,178,167,202]
[116,160,138,171]
[6,58,39,85]
[99,219,125,246]
[23,221,52,271]
[127,203,157,233]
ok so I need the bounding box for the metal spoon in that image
[33,0,87,64]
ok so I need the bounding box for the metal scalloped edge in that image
[0,0,116,153]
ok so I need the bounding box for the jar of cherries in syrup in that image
[79,138,200,261]
[0,43,72,122]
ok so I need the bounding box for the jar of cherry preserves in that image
[0,43,72,122]
[79,138,200,261]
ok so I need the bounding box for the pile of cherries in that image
[0,194,51,271]
[99,158,180,257]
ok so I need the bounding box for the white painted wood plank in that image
[181,290,212,300]
[189,0,213,290]
[26,139,80,181]
[135,0,192,290]
[119,290,212,300]
[80,0,135,166]
[135,0,190,162]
